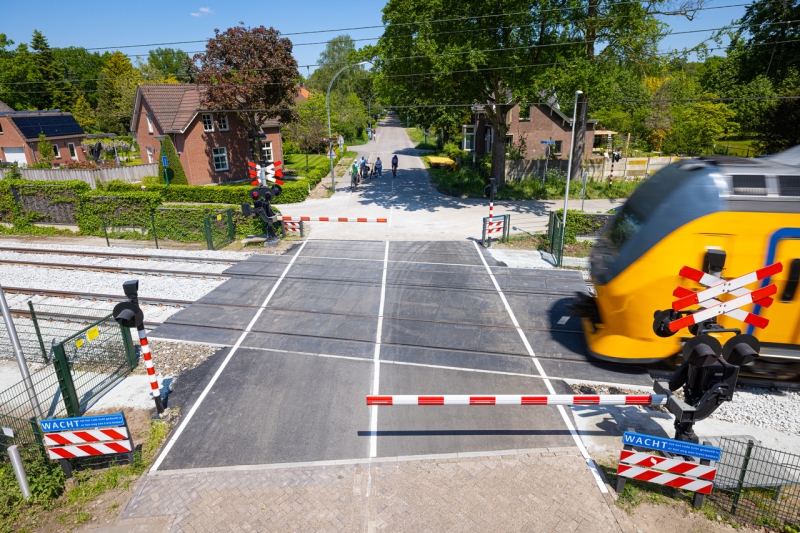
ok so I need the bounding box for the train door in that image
[754,235,800,347]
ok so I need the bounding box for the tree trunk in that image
[586,0,600,58]
[487,105,513,186]
[305,153,309,172]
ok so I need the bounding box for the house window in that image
[146,147,153,164]
[462,126,475,152]
[484,126,493,154]
[553,140,563,156]
[519,103,531,121]
[212,147,228,171]
[505,135,514,147]
[52,144,61,158]
[218,114,229,131]
[146,114,153,134]
[262,142,273,163]
[0,122,3,134]
[202,114,214,133]
[68,143,77,160]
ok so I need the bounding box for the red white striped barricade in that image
[482,214,509,246]
[277,216,387,223]
[367,394,668,406]
[615,431,721,505]
[39,412,135,476]
[668,263,782,332]
[281,220,305,237]
[137,325,164,412]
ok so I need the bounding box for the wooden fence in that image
[505,156,684,182]
[0,164,157,189]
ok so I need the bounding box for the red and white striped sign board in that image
[47,441,133,460]
[39,412,134,461]
[668,262,782,332]
[367,394,668,406]
[617,450,715,494]
[278,216,387,223]
[43,427,129,446]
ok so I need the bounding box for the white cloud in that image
[191,7,211,17]
[191,12,201,16]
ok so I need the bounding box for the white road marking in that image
[149,239,310,473]
[473,241,608,494]
[369,241,390,458]
[558,316,570,325]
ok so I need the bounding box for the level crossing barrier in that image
[281,220,305,238]
[277,216,387,223]
[481,214,509,247]
[367,394,668,406]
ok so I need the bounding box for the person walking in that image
[375,157,383,178]
[351,161,359,190]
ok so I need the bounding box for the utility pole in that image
[562,90,585,261]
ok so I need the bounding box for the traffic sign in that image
[540,140,556,145]
[264,161,284,185]
[323,136,338,142]
[40,413,124,432]
[622,431,721,461]
[327,148,336,158]
[161,155,168,166]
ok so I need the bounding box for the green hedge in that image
[0,179,91,235]
[554,209,612,244]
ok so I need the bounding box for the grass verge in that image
[405,128,437,150]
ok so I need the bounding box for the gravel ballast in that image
[0,250,233,274]
[570,383,800,435]
[133,339,220,376]
[0,239,255,261]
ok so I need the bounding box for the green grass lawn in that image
[405,128,437,150]
[713,136,759,157]
[284,154,329,176]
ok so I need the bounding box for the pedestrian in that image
[375,157,383,178]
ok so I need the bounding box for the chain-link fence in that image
[709,438,800,529]
[204,208,235,250]
[547,211,565,267]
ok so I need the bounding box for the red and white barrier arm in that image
[367,394,667,406]
[672,263,782,310]
[668,284,777,332]
[278,216,388,223]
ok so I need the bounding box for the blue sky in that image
[1,0,746,70]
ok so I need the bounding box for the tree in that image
[53,47,110,110]
[146,48,194,82]
[0,34,35,110]
[97,52,141,134]
[30,30,67,110]
[283,93,328,171]
[72,93,96,133]
[664,95,737,154]
[754,68,800,153]
[733,0,800,83]
[37,133,54,165]
[195,24,300,159]
[157,136,187,185]
[308,35,373,103]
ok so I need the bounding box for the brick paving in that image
[111,448,632,533]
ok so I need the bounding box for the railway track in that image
[2,287,194,307]
[0,258,231,279]
[0,246,240,264]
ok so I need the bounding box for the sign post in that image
[540,140,555,186]
[161,155,170,186]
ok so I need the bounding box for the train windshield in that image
[605,205,645,253]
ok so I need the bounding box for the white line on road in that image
[473,241,608,494]
[369,241,390,459]
[149,239,310,473]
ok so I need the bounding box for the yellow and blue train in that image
[576,146,800,379]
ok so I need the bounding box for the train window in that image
[782,259,800,302]
[731,175,767,195]
[778,175,800,197]
[605,204,645,252]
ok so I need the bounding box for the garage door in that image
[3,147,27,166]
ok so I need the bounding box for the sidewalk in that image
[94,448,632,533]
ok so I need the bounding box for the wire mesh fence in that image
[709,437,800,529]
[548,211,565,267]
[204,208,235,250]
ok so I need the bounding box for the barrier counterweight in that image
[137,325,164,413]
[367,394,668,406]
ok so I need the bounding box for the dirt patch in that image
[495,235,594,257]
[626,501,764,533]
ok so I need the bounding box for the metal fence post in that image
[150,209,159,249]
[203,217,214,250]
[28,416,51,468]
[693,441,712,509]
[0,285,42,419]
[280,219,286,238]
[226,208,235,242]
[8,445,31,500]
[101,213,110,247]
[481,217,487,247]
[52,342,80,418]
[731,440,754,516]
[120,324,137,371]
[28,301,48,362]
[503,214,510,243]
[300,220,305,238]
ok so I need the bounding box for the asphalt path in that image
[276,116,623,241]
[150,240,652,472]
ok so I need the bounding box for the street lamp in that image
[561,90,583,264]
[327,60,370,193]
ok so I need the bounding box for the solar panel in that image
[11,115,84,139]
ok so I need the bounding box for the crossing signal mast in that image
[241,160,285,246]
[652,250,782,443]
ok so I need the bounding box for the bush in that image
[553,209,611,244]
[157,136,187,185]
[282,140,301,155]
[442,142,469,161]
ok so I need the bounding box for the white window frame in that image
[68,142,77,160]
[262,141,273,163]
[146,146,154,164]
[484,126,493,154]
[52,144,61,159]
[218,114,229,131]
[146,113,153,134]
[212,147,228,171]
[202,113,215,133]
[462,125,475,152]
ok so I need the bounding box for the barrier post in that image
[481,217,488,247]
[300,220,305,238]
[503,214,510,243]
[281,219,286,238]
[693,441,712,509]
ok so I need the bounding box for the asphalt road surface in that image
[150,240,652,472]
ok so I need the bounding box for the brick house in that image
[0,108,86,167]
[463,100,597,160]
[131,84,291,185]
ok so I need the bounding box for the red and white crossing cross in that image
[668,262,782,332]
[248,161,259,186]
[264,160,284,186]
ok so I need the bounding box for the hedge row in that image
[553,209,613,244]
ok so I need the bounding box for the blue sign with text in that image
[162,156,169,167]
[540,140,556,145]
[623,432,721,461]
[40,413,124,433]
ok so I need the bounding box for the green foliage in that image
[71,93,96,133]
[0,179,89,231]
[97,51,141,135]
[663,95,738,155]
[0,455,66,531]
[156,136,188,185]
[76,190,162,237]
[282,140,300,155]
[37,133,54,166]
[552,209,611,244]
[754,68,800,153]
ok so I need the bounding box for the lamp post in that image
[561,90,583,264]
[327,61,369,194]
